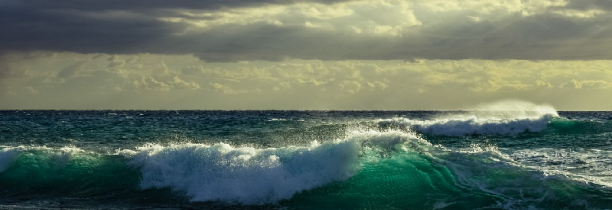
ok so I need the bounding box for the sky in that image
[1,0,612,110]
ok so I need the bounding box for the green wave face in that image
[2,133,611,210]
[286,148,611,210]
[0,148,188,207]
[0,148,137,195]
[285,151,470,209]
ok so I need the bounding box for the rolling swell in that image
[548,117,612,135]
[0,131,426,207]
[0,146,144,206]
[1,127,611,209]
[287,133,612,209]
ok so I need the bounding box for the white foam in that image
[124,130,425,205]
[381,100,558,136]
[346,130,432,158]
[442,143,612,209]
[509,148,612,187]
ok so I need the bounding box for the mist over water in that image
[470,99,557,115]
[1,100,612,209]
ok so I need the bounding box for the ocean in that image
[1,102,612,209]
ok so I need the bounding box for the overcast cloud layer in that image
[2,0,612,61]
[1,0,612,110]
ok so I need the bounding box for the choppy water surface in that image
[1,103,612,209]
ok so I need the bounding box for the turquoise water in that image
[1,106,612,209]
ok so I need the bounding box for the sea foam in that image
[126,141,359,204]
[124,130,424,205]
[509,148,612,187]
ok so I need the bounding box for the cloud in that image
[2,53,612,110]
[1,0,612,62]
[339,81,362,94]
[209,82,242,94]
[24,86,38,95]
[107,55,126,69]
[560,79,612,89]
[5,52,612,96]
[6,0,349,12]
[580,80,612,89]
[57,61,87,78]
[564,0,612,11]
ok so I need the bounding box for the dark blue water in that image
[1,106,612,209]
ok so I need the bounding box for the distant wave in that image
[380,100,559,136]
[383,114,556,136]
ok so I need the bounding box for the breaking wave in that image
[380,100,559,136]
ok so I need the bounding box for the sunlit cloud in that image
[1,0,612,110]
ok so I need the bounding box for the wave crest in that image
[381,100,559,136]
[123,130,426,204]
[125,141,359,204]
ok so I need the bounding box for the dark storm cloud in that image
[2,0,612,62]
[565,0,612,11]
[398,13,612,60]
[12,0,348,11]
[0,0,347,54]
[190,13,612,61]
[0,4,184,54]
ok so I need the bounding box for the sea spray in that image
[380,100,559,136]
[124,130,427,204]
[470,99,558,116]
[125,141,360,204]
